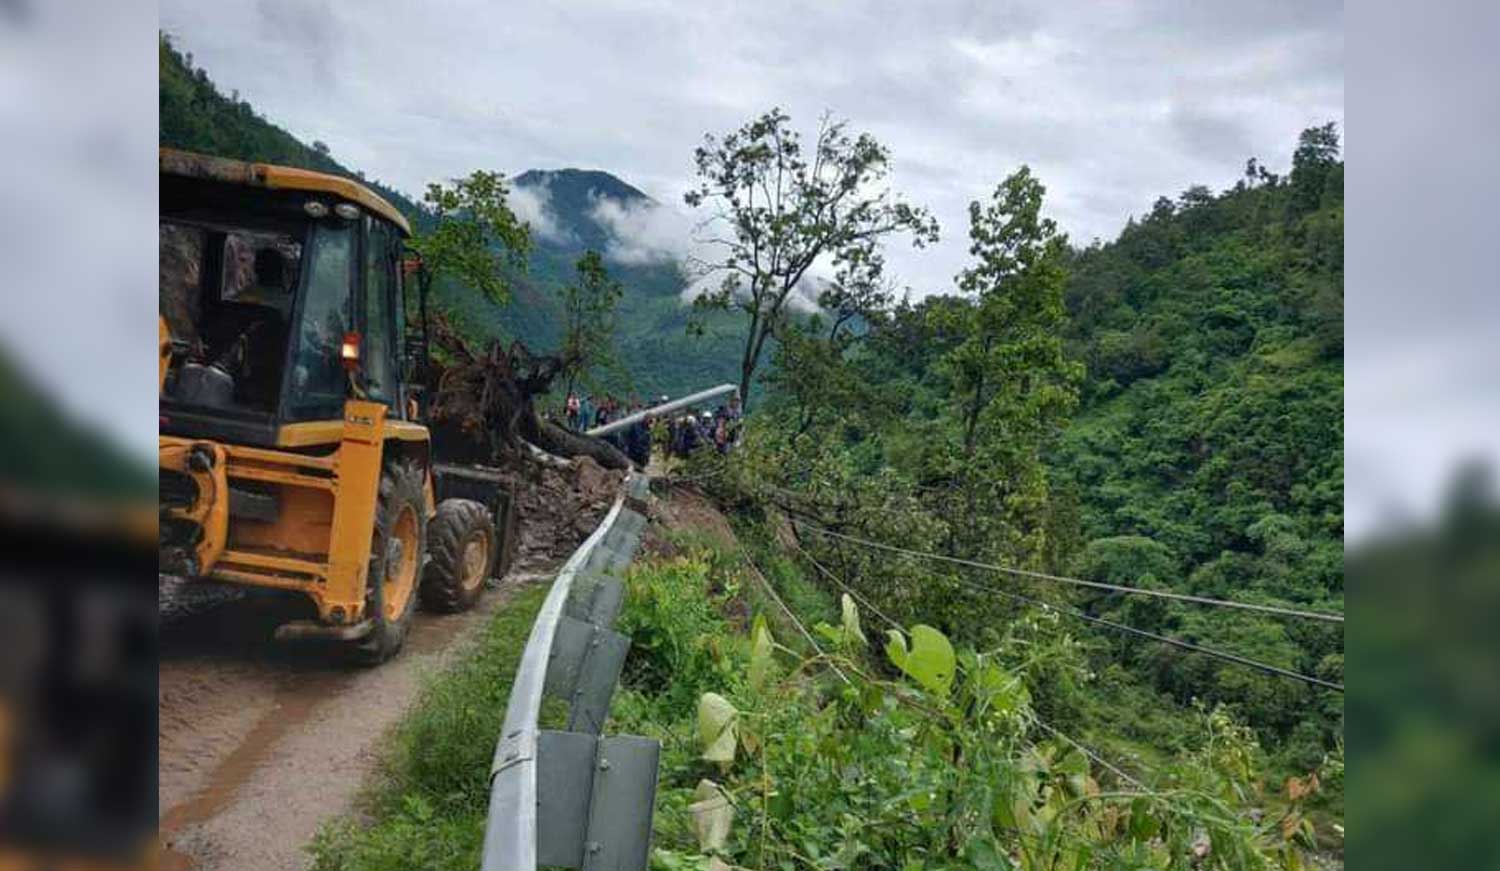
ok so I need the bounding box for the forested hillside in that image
[1053,131,1344,747]
[725,125,1343,791]
[160,39,419,217]
[450,168,747,400]
[159,38,744,399]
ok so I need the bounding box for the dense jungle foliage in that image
[721,123,1343,790]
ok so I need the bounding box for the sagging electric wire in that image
[789,535,1146,789]
[1033,718,1145,791]
[740,552,850,685]
[793,520,1343,692]
[793,520,1343,624]
[787,537,902,631]
[943,570,1344,692]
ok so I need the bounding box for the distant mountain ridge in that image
[515,168,653,209]
[513,168,653,253]
[159,36,745,400]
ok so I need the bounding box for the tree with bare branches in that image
[684,109,938,407]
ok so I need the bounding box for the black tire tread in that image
[347,459,427,665]
[420,498,494,613]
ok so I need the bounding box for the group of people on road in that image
[558,390,743,465]
[662,400,741,458]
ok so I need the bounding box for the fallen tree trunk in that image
[425,314,631,471]
[529,417,630,469]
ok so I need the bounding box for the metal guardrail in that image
[481,473,657,871]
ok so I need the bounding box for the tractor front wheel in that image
[420,499,495,613]
[347,460,426,665]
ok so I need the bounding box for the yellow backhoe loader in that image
[158,149,517,663]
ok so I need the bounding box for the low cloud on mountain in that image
[509,176,575,246]
[585,193,688,266]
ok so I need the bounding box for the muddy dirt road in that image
[157,568,548,871]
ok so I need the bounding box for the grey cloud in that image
[1168,107,1254,168]
[586,195,688,266]
[254,0,337,57]
[510,179,575,246]
[156,0,1352,469]
[157,0,1342,285]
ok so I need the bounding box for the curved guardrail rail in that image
[481,473,656,871]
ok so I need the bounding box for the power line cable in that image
[942,571,1344,692]
[741,553,850,685]
[791,520,1342,691]
[788,538,903,631]
[794,521,1343,624]
[1033,717,1145,791]
[788,537,1148,787]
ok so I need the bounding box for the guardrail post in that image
[535,732,661,871]
[544,615,631,734]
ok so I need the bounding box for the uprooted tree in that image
[410,171,629,470]
[424,314,629,469]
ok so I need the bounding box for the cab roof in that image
[160,147,412,236]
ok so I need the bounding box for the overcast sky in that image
[158,0,1343,297]
[66,0,1500,546]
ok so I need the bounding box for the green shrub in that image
[612,547,1331,871]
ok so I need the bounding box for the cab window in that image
[286,222,353,420]
[363,218,399,406]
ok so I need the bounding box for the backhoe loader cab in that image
[159,149,517,663]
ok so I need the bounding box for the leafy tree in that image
[1289,122,1340,216]
[558,250,624,398]
[816,252,898,349]
[934,167,1082,560]
[407,171,532,306]
[684,108,938,406]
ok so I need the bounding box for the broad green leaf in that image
[970,662,1028,719]
[687,779,734,851]
[1056,749,1089,777]
[886,625,955,696]
[698,693,739,764]
[840,594,867,646]
[749,615,775,690]
[1128,797,1161,841]
[885,629,910,672]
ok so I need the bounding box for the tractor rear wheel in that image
[348,460,426,665]
[420,499,495,613]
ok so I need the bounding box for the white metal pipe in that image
[584,383,739,438]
